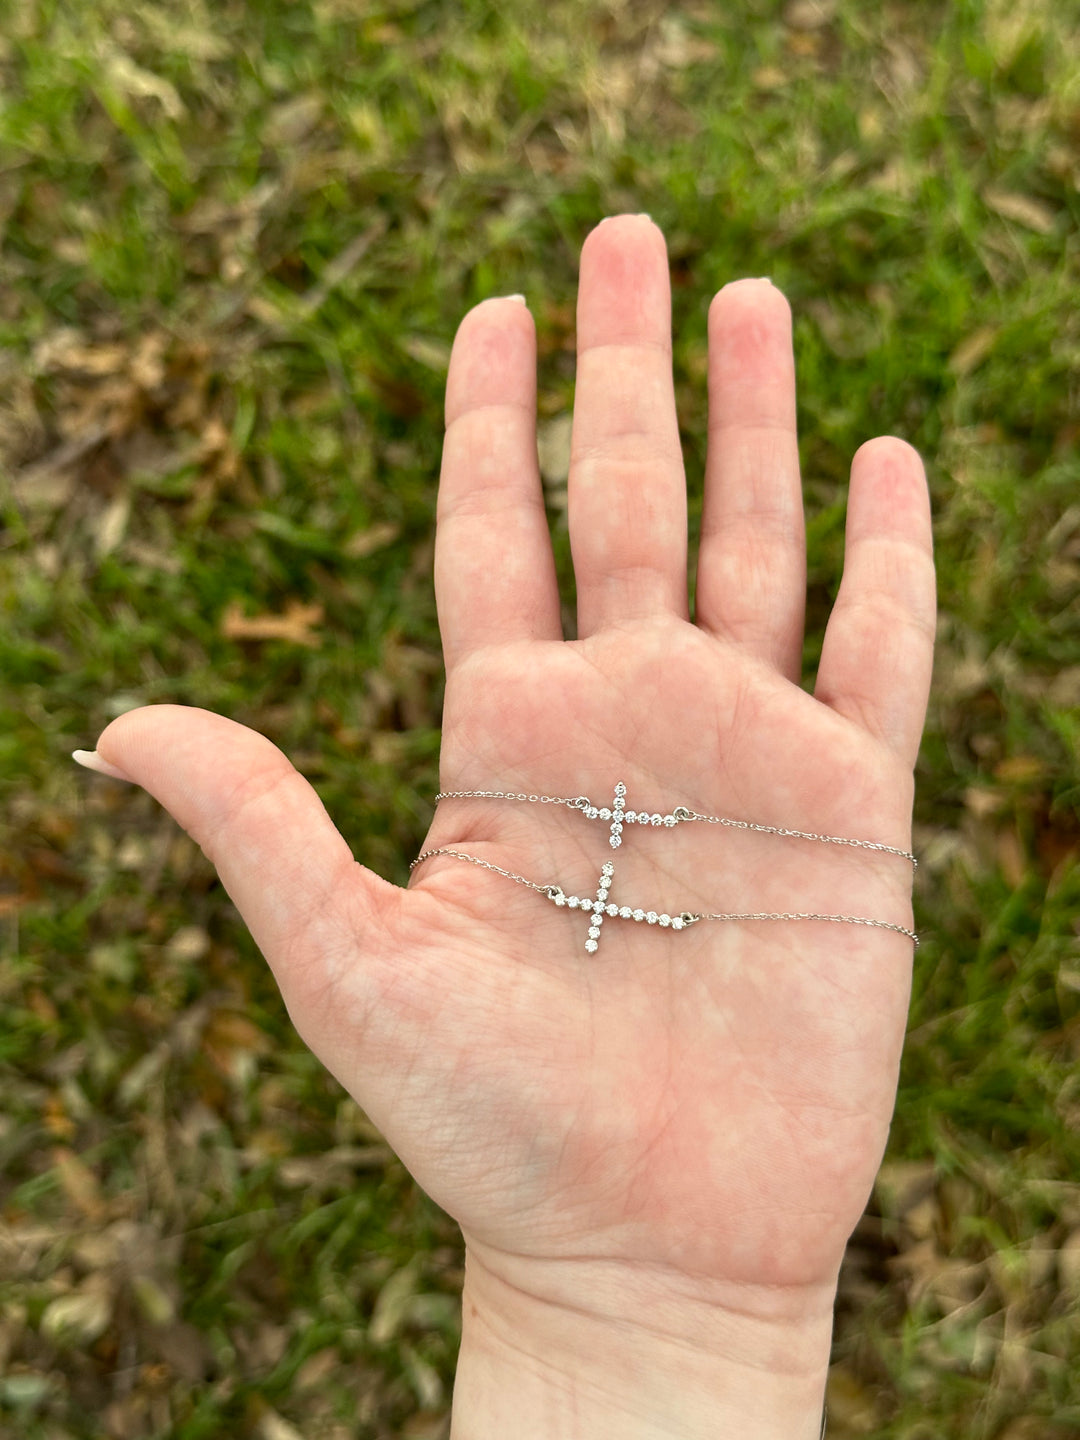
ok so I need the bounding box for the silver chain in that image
[410,846,556,896]
[410,847,919,946]
[433,789,916,868]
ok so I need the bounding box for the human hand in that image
[84,214,935,1438]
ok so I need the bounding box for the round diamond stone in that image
[579,899,593,912]
[664,814,677,827]
[619,906,632,919]
[568,896,580,908]
[602,862,614,875]
[659,914,671,926]
[599,807,611,820]
[585,938,598,953]
[554,893,566,906]
[646,911,658,924]
[632,909,645,922]
[615,782,626,797]
[606,903,619,917]
[611,821,622,834]
[650,813,663,826]
[623,811,636,823]
[610,834,622,849]
[588,926,601,940]
[671,916,684,930]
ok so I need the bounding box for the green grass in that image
[2,0,1079,1435]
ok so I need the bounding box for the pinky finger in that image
[814,438,936,768]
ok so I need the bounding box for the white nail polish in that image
[72,749,131,782]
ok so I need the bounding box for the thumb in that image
[78,704,403,1039]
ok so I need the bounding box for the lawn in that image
[1,0,1079,1435]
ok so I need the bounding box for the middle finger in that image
[569,215,689,638]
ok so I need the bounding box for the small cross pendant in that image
[576,780,685,849]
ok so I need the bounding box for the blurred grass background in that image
[1,0,1079,1435]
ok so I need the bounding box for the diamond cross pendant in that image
[575,780,686,849]
[546,859,695,955]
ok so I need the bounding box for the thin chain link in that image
[410,846,557,896]
[435,789,585,808]
[410,848,919,946]
[433,789,916,868]
[697,908,918,945]
[683,810,916,867]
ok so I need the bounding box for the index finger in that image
[435,296,563,674]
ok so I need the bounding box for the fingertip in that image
[708,277,792,329]
[851,434,925,478]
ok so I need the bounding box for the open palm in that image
[96,216,935,1334]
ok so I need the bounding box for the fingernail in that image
[636,212,652,221]
[755,276,774,284]
[72,749,132,782]
[492,293,526,304]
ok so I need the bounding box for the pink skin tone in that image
[77,214,935,1439]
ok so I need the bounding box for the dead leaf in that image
[263,94,324,147]
[994,755,1047,784]
[344,522,400,558]
[784,0,837,28]
[983,188,1057,233]
[221,600,323,647]
[752,66,788,89]
[257,1410,305,1440]
[52,1148,104,1219]
[369,1259,422,1344]
[949,326,998,376]
[875,1158,938,1221]
[40,1274,113,1347]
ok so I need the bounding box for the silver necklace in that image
[433,784,916,865]
[411,781,919,951]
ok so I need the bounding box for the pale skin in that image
[81,214,936,1438]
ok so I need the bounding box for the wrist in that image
[450,1244,834,1440]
